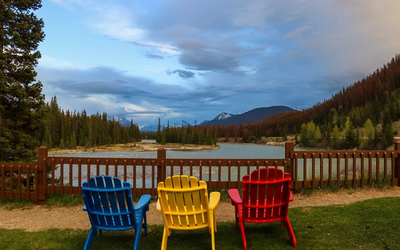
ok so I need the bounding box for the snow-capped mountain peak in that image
[216,112,232,120]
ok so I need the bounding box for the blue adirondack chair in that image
[82,175,151,250]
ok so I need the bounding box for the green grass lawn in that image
[1,197,399,249]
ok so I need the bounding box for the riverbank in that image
[49,141,220,155]
[217,136,291,146]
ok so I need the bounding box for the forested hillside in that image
[210,54,400,149]
[38,97,141,149]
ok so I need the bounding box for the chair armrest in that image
[209,192,220,210]
[156,198,161,212]
[228,189,242,205]
[134,194,151,211]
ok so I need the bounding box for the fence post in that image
[157,148,166,185]
[285,141,295,188]
[394,141,400,186]
[37,146,48,204]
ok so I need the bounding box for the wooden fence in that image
[1,141,400,203]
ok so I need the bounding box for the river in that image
[53,142,289,159]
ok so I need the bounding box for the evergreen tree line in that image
[143,118,217,145]
[38,97,141,149]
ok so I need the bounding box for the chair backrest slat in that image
[272,170,284,218]
[265,168,276,221]
[93,176,113,227]
[191,177,206,226]
[158,182,173,226]
[173,176,189,227]
[242,175,249,220]
[166,177,180,226]
[249,170,258,219]
[104,177,121,228]
[257,168,267,220]
[182,176,196,227]
[87,178,105,227]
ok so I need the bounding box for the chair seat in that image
[94,209,145,230]
[237,192,293,222]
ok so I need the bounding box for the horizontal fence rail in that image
[1,141,400,202]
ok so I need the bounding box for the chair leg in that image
[235,206,239,229]
[84,228,96,250]
[283,216,297,247]
[161,226,169,250]
[239,221,247,250]
[211,223,216,250]
[133,224,143,250]
[214,210,217,232]
[143,212,148,235]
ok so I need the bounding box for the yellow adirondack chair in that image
[157,175,220,250]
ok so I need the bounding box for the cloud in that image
[167,69,195,79]
[177,40,240,72]
[145,54,164,60]
[37,65,241,125]
[283,26,312,41]
[92,5,147,42]
[231,0,272,28]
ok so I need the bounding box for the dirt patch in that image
[1,187,400,232]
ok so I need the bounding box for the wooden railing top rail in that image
[43,157,290,166]
[290,150,399,158]
[0,163,39,169]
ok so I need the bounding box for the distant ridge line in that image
[201,105,296,126]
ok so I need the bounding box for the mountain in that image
[140,106,296,131]
[140,124,159,132]
[201,106,297,126]
[111,116,131,126]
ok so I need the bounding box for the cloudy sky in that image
[36,0,400,127]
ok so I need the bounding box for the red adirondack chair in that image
[228,167,296,249]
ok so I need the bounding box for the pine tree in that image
[0,0,45,162]
[331,125,341,149]
[156,118,162,143]
[299,123,308,146]
[361,119,375,149]
[381,108,394,149]
[344,117,358,149]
